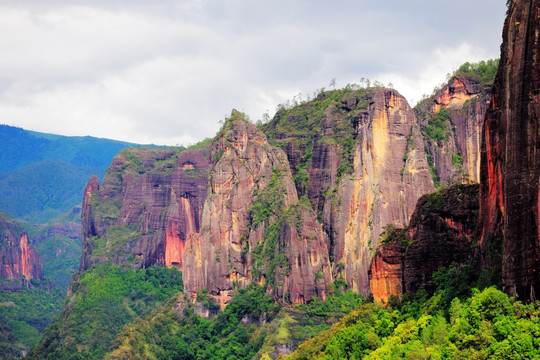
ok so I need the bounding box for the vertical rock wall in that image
[183,113,332,307]
[0,216,43,287]
[416,75,493,186]
[478,0,540,301]
[267,88,434,294]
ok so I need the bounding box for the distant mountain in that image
[0,125,143,223]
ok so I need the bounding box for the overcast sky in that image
[0,1,507,146]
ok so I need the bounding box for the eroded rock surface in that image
[369,184,479,303]
[183,112,332,306]
[416,73,494,186]
[80,148,209,272]
[0,215,43,289]
[266,88,434,293]
[478,0,540,301]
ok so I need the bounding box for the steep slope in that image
[369,184,480,304]
[80,145,209,272]
[478,0,540,301]
[0,212,65,358]
[0,213,43,288]
[264,87,434,293]
[288,287,540,360]
[414,60,498,186]
[183,111,332,306]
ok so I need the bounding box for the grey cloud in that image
[0,1,507,145]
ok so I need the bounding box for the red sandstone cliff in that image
[0,215,43,288]
[183,111,332,307]
[80,147,209,272]
[265,88,434,293]
[478,0,540,301]
[415,72,494,186]
[369,184,479,303]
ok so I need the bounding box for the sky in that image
[0,0,507,146]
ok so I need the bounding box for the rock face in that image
[80,147,209,272]
[183,111,332,307]
[265,88,434,293]
[0,215,43,288]
[369,184,479,303]
[369,242,405,305]
[478,0,540,301]
[415,73,494,186]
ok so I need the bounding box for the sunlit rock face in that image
[80,148,209,272]
[183,112,332,307]
[0,216,43,289]
[478,0,540,301]
[369,184,479,303]
[266,88,434,294]
[369,242,404,305]
[416,74,493,186]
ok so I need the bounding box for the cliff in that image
[0,214,43,289]
[415,64,497,186]
[478,0,540,301]
[264,87,434,293]
[183,111,332,306]
[369,184,479,303]
[80,146,209,272]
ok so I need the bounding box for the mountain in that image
[0,125,139,223]
[477,0,540,301]
[0,212,66,359]
[25,0,540,356]
[0,213,43,289]
[415,60,498,186]
[369,183,480,305]
[28,87,435,359]
[262,87,434,294]
[289,0,540,357]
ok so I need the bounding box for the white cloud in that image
[0,1,507,145]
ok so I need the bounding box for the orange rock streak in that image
[20,234,31,279]
[165,223,184,270]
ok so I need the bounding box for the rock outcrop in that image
[80,147,209,272]
[415,71,495,186]
[0,214,43,289]
[478,0,540,301]
[369,184,479,303]
[183,111,332,307]
[265,88,434,293]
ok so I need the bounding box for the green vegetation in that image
[290,275,540,359]
[88,224,140,261]
[262,86,378,189]
[0,281,65,356]
[35,232,81,290]
[452,59,499,88]
[106,284,279,360]
[426,153,440,188]
[424,106,451,144]
[249,170,293,285]
[27,264,183,360]
[379,224,409,246]
[103,282,364,360]
[0,125,137,223]
[452,153,463,166]
[0,159,93,223]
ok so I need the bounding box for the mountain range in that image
[1,0,539,358]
